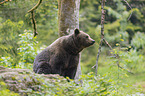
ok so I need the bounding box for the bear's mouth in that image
[91,40,95,45]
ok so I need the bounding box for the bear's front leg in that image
[64,67,77,79]
[36,61,52,74]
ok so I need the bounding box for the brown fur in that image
[33,29,95,79]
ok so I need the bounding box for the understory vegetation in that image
[0,0,145,95]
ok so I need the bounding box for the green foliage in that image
[0,19,24,57]
[77,73,115,95]
[111,48,145,73]
[17,30,38,69]
[0,81,19,96]
[0,0,58,68]
[0,0,58,46]
[21,73,139,96]
[0,57,13,68]
[0,0,145,95]
[131,32,145,50]
[81,0,145,74]
[0,30,39,69]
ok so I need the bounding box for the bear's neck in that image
[64,35,83,55]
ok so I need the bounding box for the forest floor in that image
[98,65,145,94]
[127,72,145,93]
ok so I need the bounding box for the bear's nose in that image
[91,40,95,45]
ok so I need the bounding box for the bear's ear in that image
[74,28,80,36]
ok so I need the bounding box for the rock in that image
[0,66,67,95]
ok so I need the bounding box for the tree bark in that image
[58,0,81,81]
[58,0,80,36]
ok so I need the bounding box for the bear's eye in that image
[86,36,88,38]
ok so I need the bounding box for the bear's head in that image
[73,28,95,48]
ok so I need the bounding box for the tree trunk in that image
[58,0,81,81]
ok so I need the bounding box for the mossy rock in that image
[0,66,67,95]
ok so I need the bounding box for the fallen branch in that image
[28,0,42,37]
[93,0,106,76]
[123,0,133,20]
[0,0,11,5]
[92,0,133,75]
[28,0,42,13]
[103,39,112,50]
[30,11,38,37]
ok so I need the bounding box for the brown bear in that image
[33,29,95,79]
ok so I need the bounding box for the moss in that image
[0,66,67,95]
[11,76,16,80]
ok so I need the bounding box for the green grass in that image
[97,65,145,94]
[125,71,145,93]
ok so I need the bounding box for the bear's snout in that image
[91,40,95,45]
